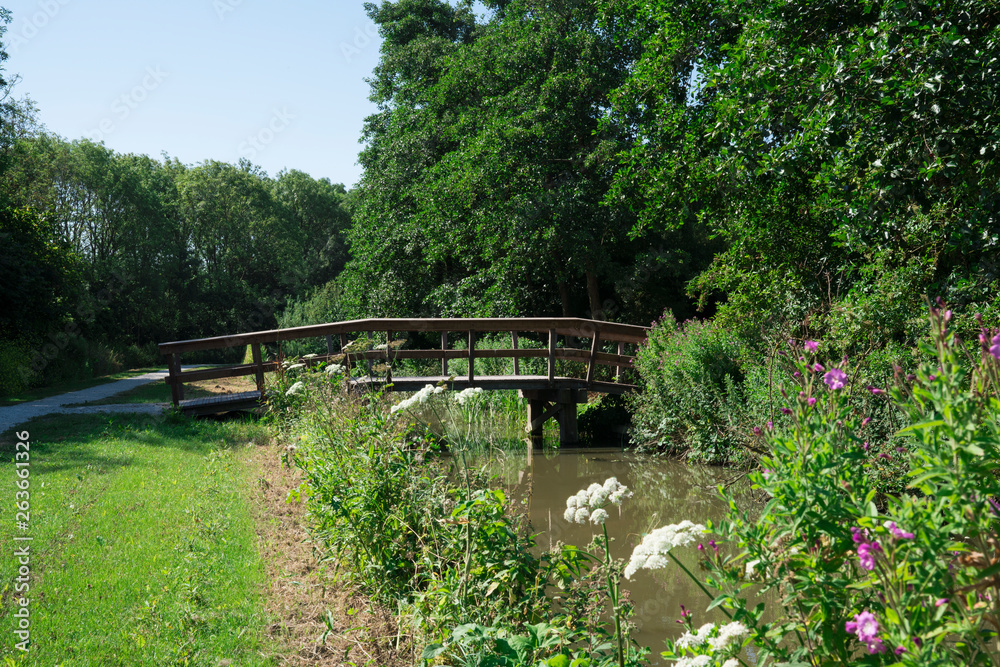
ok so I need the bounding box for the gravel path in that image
[0,370,180,434]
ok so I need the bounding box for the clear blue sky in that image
[3,0,384,187]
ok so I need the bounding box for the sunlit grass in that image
[0,413,276,666]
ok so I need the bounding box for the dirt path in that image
[248,441,409,666]
[0,370,178,434]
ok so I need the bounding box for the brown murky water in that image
[464,447,759,664]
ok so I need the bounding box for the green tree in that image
[605,0,1000,340]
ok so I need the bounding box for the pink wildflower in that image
[824,368,847,390]
[804,340,819,352]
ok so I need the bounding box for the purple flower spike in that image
[804,340,819,352]
[990,333,1000,360]
[824,368,847,390]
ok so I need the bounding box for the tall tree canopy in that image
[342,0,714,321]
[605,0,1000,340]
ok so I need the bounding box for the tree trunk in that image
[586,266,602,320]
[558,280,572,317]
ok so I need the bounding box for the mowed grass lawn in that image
[0,412,278,666]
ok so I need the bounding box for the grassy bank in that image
[0,413,276,666]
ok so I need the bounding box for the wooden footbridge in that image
[159,318,649,444]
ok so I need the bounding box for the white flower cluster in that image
[285,362,306,372]
[674,657,737,667]
[325,363,345,375]
[707,622,748,652]
[389,383,444,414]
[563,477,632,525]
[623,520,707,579]
[285,381,305,396]
[673,622,747,666]
[454,387,484,405]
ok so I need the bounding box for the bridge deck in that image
[350,375,635,394]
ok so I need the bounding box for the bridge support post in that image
[521,388,585,448]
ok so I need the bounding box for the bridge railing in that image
[158,318,650,407]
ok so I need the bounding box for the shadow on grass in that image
[0,410,270,466]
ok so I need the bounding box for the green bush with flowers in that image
[630,306,1000,665]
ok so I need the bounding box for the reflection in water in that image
[462,447,759,665]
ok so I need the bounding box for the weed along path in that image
[0,370,185,433]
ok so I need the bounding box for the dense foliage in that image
[649,310,1000,666]
[605,0,1000,341]
[339,0,716,322]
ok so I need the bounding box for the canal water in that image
[467,447,757,663]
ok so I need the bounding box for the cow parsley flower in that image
[624,521,707,578]
[285,381,305,396]
[454,387,484,405]
[707,622,748,651]
[675,623,715,649]
[563,477,632,524]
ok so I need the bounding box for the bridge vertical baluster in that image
[586,332,601,386]
[548,329,556,383]
[340,333,348,374]
[325,335,334,356]
[441,331,448,376]
[169,352,184,406]
[468,330,475,384]
[512,331,520,376]
[251,342,265,394]
[616,341,624,382]
[386,330,393,383]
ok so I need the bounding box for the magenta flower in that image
[867,385,885,395]
[846,611,885,654]
[862,417,871,427]
[812,363,825,372]
[807,397,817,406]
[804,340,819,352]
[766,421,774,430]
[793,371,802,378]
[780,407,792,415]
[823,368,847,390]
[935,598,949,607]
[885,521,914,540]
[852,527,882,570]
[991,333,1000,360]
[752,426,762,435]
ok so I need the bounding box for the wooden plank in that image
[616,341,624,382]
[586,333,601,385]
[349,374,639,394]
[512,331,519,376]
[251,342,265,393]
[326,335,334,355]
[441,331,448,376]
[548,329,556,384]
[468,330,475,384]
[171,363,279,384]
[386,330,393,383]
[169,353,183,406]
[159,317,650,355]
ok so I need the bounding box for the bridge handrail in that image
[158,317,650,406]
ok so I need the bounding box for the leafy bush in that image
[639,308,1000,666]
[628,313,753,463]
